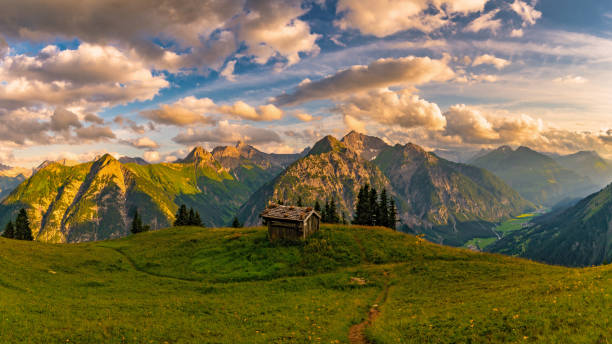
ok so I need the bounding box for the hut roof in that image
[260,204,321,222]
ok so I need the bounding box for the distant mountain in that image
[470,146,596,206]
[239,132,533,246]
[432,148,490,163]
[375,143,533,245]
[489,183,612,266]
[554,151,612,187]
[0,165,32,201]
[118,156,149,165]
[0,144,303,243]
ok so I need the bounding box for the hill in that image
[0,144,302,243]
[554,150,612,187]
[489,183,612,266]
[0,165,32,201]
[239,132,533,246]
[0,225,610,343]
[470,146,596,206]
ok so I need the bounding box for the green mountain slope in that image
[489,183,612,266]
[375,143,534,245]
[555,150,612,187]
[470,145,596,206]
[0,225,610,343]
[239,132,533,246]
[0,145,302,243]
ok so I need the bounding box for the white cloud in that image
[140,97,216,126]
[510,0,542,27]
[275,56,454,106]
[472,54,511,70]
[143,151,161,162]
[553,75,588,85]
[0,43,168,112]
[335,0,487,37]
[335,88,447,131]
[294,113,320,122]
[220,60,237,81]
[510,28,524,37]
[172,120,282,146]
[465,9,502,34]
[127,137,160,149]
[218,101,284,121]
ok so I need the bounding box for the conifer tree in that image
[354,184,370,225]
[2,220,14,239]
[131,210,143,234]
[314,200,321,213]
[15,208,33,241]
[174,204,188,226]
[323,200,331,223]
[188,208,196,225]
[389,199,397,230]
[297,196,303,207]
[193,211,203,227]
[231,216,242,228]
[329,198,339,224]
[368,187,378,226]
[378,188,389,227]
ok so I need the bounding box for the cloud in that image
[465,9,502,34]
[143,151,161,163]
[553,75,588,85]
[294,113,320,122]
[0,35,8,56]
[275,56,454,106]
[114,116,147,134]
[335,88,447,131]
[472,54,511,70]
[236,0,320,66]
[510,0,542,27]
[140,97,217,126]
[0,43,168,111]
[220,60,237,81]
[218,101,284,121]
[335,0,487,37]
[74,125,116,142]
[84,113,105,125]
[172,120,282,145]
[510,28,524,37]
[50,108,82,131]
[124,137,160,149]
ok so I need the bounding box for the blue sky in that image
[0,0,611,167]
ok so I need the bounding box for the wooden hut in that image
[260,204,321,241]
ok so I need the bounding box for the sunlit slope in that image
[0,225,610,343]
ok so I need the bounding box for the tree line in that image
[352,184,397,229]
[131,204,205,235]
[1,208,34,241]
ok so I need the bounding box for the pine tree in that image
[2,220,15,239]
[193,211,203,227]
[297,196,303,207]
[323,200,331,223]
[131,210,143,234]
[314,200,321,213]
[329,198,339,224]
[368,187,378,226]
[341,213,347,225]
[15,208,33,241]
[174,204,188,226]
[378,188,389,228]
[389,199,397,230]
[231,216,242,228]
[354,184,370,225]
[188,208,196,225]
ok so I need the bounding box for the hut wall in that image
[303,216,320,238]
[267,220,303,241]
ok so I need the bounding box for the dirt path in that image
[348,276,391,344]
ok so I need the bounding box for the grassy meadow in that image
[464,212,537,250]
[0,225,610,343]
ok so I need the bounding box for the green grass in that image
[463,213,538,250]
[0,225,610,343]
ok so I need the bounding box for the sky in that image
[1,0,612,167]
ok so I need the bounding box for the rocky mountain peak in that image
[308,135,347,156]
[179,146,213,164]
[341,131,389,160]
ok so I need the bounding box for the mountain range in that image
[239,131,533,246]
[0,142,303,243]
[469,146,598,206]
